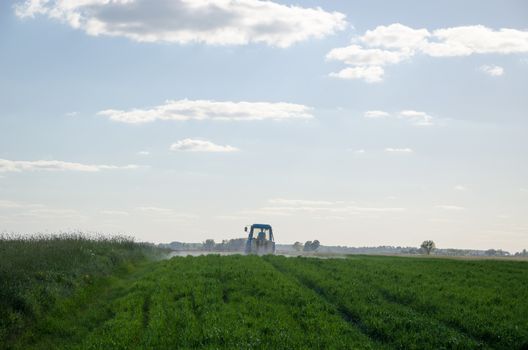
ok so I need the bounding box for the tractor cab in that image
[244,224,275,255]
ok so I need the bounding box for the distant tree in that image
[302,240,321,252]
[407,247,420,255]
[485,249,497,256]
[203,239,215,251]
[420,240,436,255]
[515,249,528,257]
[485,249,510,257]
[217,239,229,251]
[227,238,246,252]
[293,242,303,251]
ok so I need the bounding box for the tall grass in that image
[0,233,164,346]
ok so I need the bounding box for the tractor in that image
[244,224,275,255]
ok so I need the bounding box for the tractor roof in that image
[251,224,272,229]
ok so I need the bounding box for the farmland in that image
[2,238,527,349]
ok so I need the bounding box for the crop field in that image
[2,239,527,349]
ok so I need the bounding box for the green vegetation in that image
[2,240,527,349]
[0,234,164,348]
[266,255,528,349]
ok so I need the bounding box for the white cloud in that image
[364,110,389,118]
[0,200,44,209]
[0,159,139,173]
[313,215,346,221]
[0,200,84,220]
[215,215,247,221]
[15,0,346,48]
[260,206,337,213]
[65,111,79,117]
[0,201,86,222]
[0,200,25,209]
[98,99,313,124]
[257,205,405,215]
[135,206,197,221]
[137,206,174,214]
[329,66,384,83]
[268,198,335,206]
[479,64,504,76]
[385,148,413,153]
[426,26,528,56]
[353,149,366,154]
[328,23,528,82]
[364,109,435,126]
[101,210,130,216]
[352,207,406,212]
[170,139,239,153]
[360,23,430,50]
[436,205,466,211]
[252,198,405,217]
[398,110,434,126]
[23,208,82,219]
[137,151,150,156]
[326,44,411,66]
[454,185,468,191]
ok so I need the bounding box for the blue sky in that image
[1,0,527,251]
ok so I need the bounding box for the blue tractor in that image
[244,224,276,255]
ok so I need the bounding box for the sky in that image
[1,0,527,252]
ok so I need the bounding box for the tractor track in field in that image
[141,293,151,330]
[263,257,389,348]
[375,287,491,348]
[296,258,492,349]
[264,256,495,350]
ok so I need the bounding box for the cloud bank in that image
[328,23,528,82]
[98,99,313,123]
[15,0,346,47]
[0,159,139,172]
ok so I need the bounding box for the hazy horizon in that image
[1,0,527,252]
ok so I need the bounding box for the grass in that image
[0,233,165,348]
[2,240,527,349]
[265,255,528,349]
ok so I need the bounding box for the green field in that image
[2,238,527,349]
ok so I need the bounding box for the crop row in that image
[11,254,528,349]
[265,255,528,349]
[24,255,379,349]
